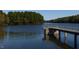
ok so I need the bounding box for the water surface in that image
[0,23,79,49]
[0,25,60,49]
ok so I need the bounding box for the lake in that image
[0,23,79,49]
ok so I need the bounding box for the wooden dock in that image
[44,27,79,49]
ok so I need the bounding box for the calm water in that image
[0,25,60,49]
[0,23,79,49]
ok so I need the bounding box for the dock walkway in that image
[44,26,79,49]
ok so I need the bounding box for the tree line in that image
[0,10,44,25]
[49,14,79,23]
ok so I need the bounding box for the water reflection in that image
[2,31,42,49]
[0,26,5,39]
[43,34,73,49]
[8,32,38,40]
[0,26,6,48]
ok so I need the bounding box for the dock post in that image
[59,30,61,41]
[44,29,46,39]
[64,32,67,38]
[44,28,49,40]
[74,34,77,49]
[64,32,67,44]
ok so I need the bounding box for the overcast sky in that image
[3,10,79,20]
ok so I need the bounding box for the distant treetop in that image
[49,14,79,23]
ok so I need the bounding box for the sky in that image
[3,10,79,20]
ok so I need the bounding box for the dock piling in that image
[74,34,77,48]
[59,30,61,41]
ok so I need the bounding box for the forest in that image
[49,14,79,23]
[0,10,44,25]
